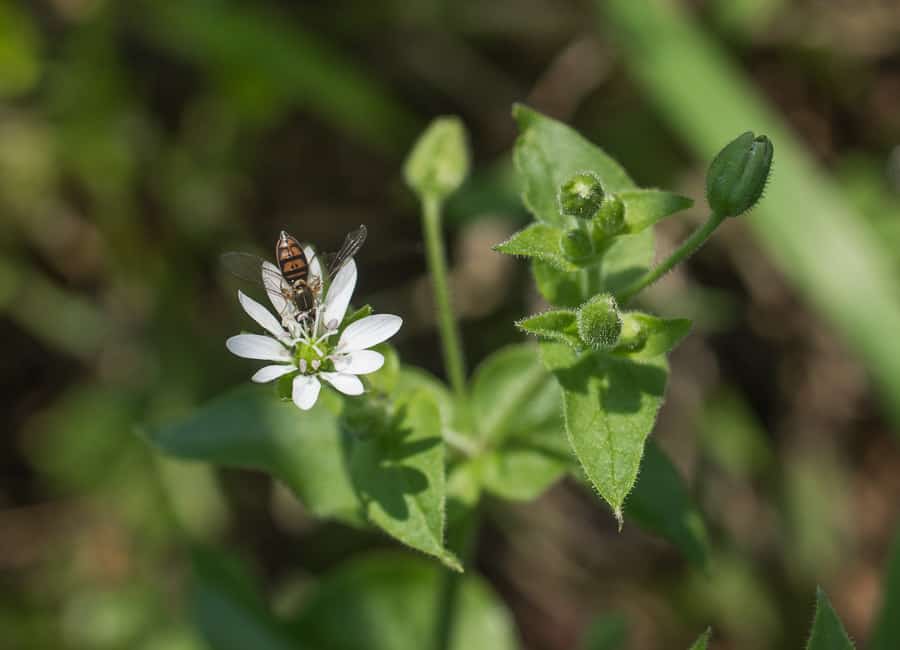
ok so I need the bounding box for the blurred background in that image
[2,1,900,648]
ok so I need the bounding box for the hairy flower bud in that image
[558,172,605,220]
[576,293,622,350]
[404,116,470,201]
[706,131,773,217]
[560,227,593,263]
[594,194,626,237]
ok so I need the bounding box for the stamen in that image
[311,359,321,370]
[298,359,308,373]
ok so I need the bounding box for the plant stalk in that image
[421,194,467,398]
[616,212,726,303]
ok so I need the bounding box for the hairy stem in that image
[421,194,467,398]
[616,212,726,303]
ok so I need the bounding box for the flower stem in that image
[421,194,467,398]
[616,212,726,303]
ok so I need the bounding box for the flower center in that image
[293,337,336,375]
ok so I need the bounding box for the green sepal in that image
[688,628,713,650]
[806,587,855,650]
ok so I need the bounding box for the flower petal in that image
[226,334,292,361]
[262,261,288,317]
[304,244,322,289]
[333,350,384,375]
[320,372,364,396]
[238,291,291,344]
[292,374,321,410]
[337,314,402,352]
[251,364,296,383]
[322,259,357,330]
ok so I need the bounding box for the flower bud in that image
[576,293,622,350]
[558,172,605,220]
[404,116,470,201]
[614,313,649,353]
[706,131,773,217]
[559,227,593,263]
[594,194,626,237]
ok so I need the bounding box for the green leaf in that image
[541,342,668,524]
[349,392,459,570]
[145,386,360,521]
[625,440,709,567]
[516,309,581,348]
[871,524,900,650]
[366,343,400,394]
[470,344,571,500]
[291,552,520,650]
[191,549,296,650]
[806,588,855,650]
[580,614,627,650]
[597,230,655,295]
[614,312,692,359]
[513,104,635,228]
[688,627,713,650]
[533,260,584,308]
[493,223,578,272]
[619,188,693,233]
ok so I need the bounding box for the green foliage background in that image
[2,1,899,649]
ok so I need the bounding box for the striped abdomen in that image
[275,230,308,286]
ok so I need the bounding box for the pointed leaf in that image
[494,223,578,272]
[145,386,360,521]
[350,392,459,569]
[871,524,900,650]
[626,440,709,567]
[513,104,635,227]
[291,553,520,650]
[470,344,571,500]
[688,628,712,650]
[619,188,693,233]
[614,313,692,359]
[516,309,580,348]
[541,342,668,523]
[807,588,855,650]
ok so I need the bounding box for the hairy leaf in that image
[626,440,709,567]
[542,342,668,524]
[146,385,360,521]
[619,188,693,233]
[688,628,712,650]
[807,588,855,650]
[291,552,519,650]
[350,392,459,570]
[516,309,581,348]
[494,223,578,272]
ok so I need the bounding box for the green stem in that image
[421,194,467,398]
[434,506,481,650]
[616,212,726,303]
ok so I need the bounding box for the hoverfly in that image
[221,225,367,326]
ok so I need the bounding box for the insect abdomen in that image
[275,231,308,285]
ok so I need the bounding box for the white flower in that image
[226,245,402,410]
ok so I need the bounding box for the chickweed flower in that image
[226,245,402,410]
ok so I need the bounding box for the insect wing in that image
[221,251,296,319]
[326,225,367,277]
